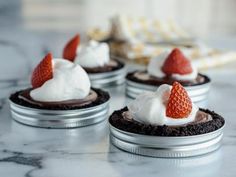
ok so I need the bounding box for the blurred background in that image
[0,0,236,105]
[1,0,236,63]
[1,0,236,36]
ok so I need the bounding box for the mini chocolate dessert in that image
[10,88,109,110]
[9,53,110,128]
[126,48,211,106]
[110,107,224,137]
[109,82,225,157]
[63,35,126,87]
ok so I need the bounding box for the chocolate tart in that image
[9,88,110,128]
[10,88,109,110]
[126,71,211,107]
[109,107,225,157]
[109,107,224,136]
[83,59,126,88]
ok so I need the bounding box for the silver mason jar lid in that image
[88,66,126,88]
[9,99,110,129]
[126,79,211,107]
[109,124,224,158]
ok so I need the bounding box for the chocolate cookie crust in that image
[10,88,110,110]
[126,71,210,87]
[109,107,225,136]
[84,59,124,73]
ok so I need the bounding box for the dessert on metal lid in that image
[110,82,224,157]
[63,34,126,87]
[9,53,110,128]
[126,48,211,106]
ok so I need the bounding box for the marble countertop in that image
[0,30,236,176]
[0,68,235,177]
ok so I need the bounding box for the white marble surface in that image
[0,25,236,176]
[0,1,236,175]
[0,66,235,177]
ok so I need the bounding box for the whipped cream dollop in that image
[147,52,198,81]
[74,40,110,68]
[128,84,199,126]
[30,59,91,102]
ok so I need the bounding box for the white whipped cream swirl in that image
[74,40,110,68]
[30,59,91,102]
[128,84,199,126]
[147,52,198,81]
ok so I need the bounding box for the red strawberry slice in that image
[63,34,80,62]
[31,53,53,88]
[162,48,193,75]
[166,82,192,118]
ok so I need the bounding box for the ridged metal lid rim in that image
[109,122,224,157]
[88,66,127,78]
[10,99,110,128]
[110,135,222,158]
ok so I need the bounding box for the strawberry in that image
[63,34,80,62]
[31,53,53,88]
[162,48,193,75]
[166,82,192,118]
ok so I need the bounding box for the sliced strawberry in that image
[31,53,53,88]
[162,48,193,75]
[63,34,80,62]
[166,82,192,118]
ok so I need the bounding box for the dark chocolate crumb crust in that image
[9,88,110,110]
[84,59,124,73]
[126,71,211,87]
[109,107,225,136]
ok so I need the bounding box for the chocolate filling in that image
[188,111,212,125]
[18,88,98,108]
[83,59,124,73]
[109,107,225,136]
[10,88,110,110]
[121,110,212,127]
[126,71,210,87]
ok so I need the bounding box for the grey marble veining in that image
[0,0,236,175]
[0,22,236,176]
[0,68,235,177]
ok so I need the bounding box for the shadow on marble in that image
[107,143,223,177]
[0,118,109,155]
